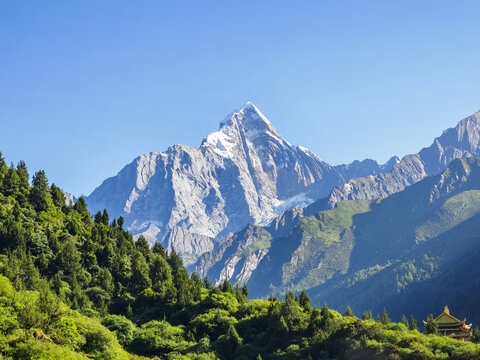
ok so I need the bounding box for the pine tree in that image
[204,276,212,289]
[102,209,109,226]
[191,272,202,301]
[175,268,193,306]
[30,170,52,212]
[16,160,30,204]
[344,306,355,317]
[409,315,418,331]
[130,251,152,293]
[59,238,82,278]
[167,248,183,274]
[220,278,234,293]
[0,152,8,187]
[73,196,91,223]
[152,242,166,257]
[135,236,151,260]
[3,164,20,198]
[50,183,66,208]
[380,307,390,325]
[118,216,124,230]
[241,283,248,298]
[299,290,311,310]
[362,310,373,320]
[94,211,103,224]
[320,303,336,333]
[425,314,438,335]
[217,324,242,355]
[401,314,409,327]
[150,254,173,293]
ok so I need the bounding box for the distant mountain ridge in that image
[321,110,480,210]
[86,102,395,264]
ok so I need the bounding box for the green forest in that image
[1,152,480,359]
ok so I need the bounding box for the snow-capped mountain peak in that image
[86,103,388,266]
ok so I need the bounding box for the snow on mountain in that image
[86,102,392,265]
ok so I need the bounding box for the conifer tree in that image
[0,152,8,187]
[131,251,151,293]
[204,276,212,289]
[425,314,438,335]
[16,160,30,204]
[150,254,173,293]
[102,209,109,226]
[59,238,82,278]
[320,303,336,333]
[167,248,183,274]
[401,314,409,327]
[220,277,234,293]
[118,216,124,230]
[73,196,91,223]
[299,290,311,310]
[152,242,166,257]
[30,170,52,212]
[344,306,355,317]
[94,211,103,224]
[380,307,390,325]
[362,310,373,320]
[50,183,66,207]
[241,283,248,299]
[135,236,150,260]
[3,164,20,198]
[175,268,193,306]
[216,324,242,355]
[409,315,418,331]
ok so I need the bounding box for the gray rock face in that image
[86,102,391,265]
[324,111,480,208]
[194,208,304,285]
[61,190,76,206]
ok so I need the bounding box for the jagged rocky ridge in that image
[321,110,480,210]
[86,102,396,265]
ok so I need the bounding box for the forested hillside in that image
[1,152,480,359]
[196,157,480,326]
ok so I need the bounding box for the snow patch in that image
[136,153,160,191]
[274,193,314,215]
[124,188,139,213]
[204,128,236,157]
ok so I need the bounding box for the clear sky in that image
[1,1,480,196]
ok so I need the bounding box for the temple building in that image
[424,306,472,341]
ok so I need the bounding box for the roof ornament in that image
[444,305,450,315]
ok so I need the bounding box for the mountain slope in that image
[86,103,393,265]
[196,157,480,323]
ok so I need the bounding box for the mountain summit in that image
[86,103,390,265]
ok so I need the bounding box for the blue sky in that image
[1,1,480,196]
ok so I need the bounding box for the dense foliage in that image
[1,153,480,359]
